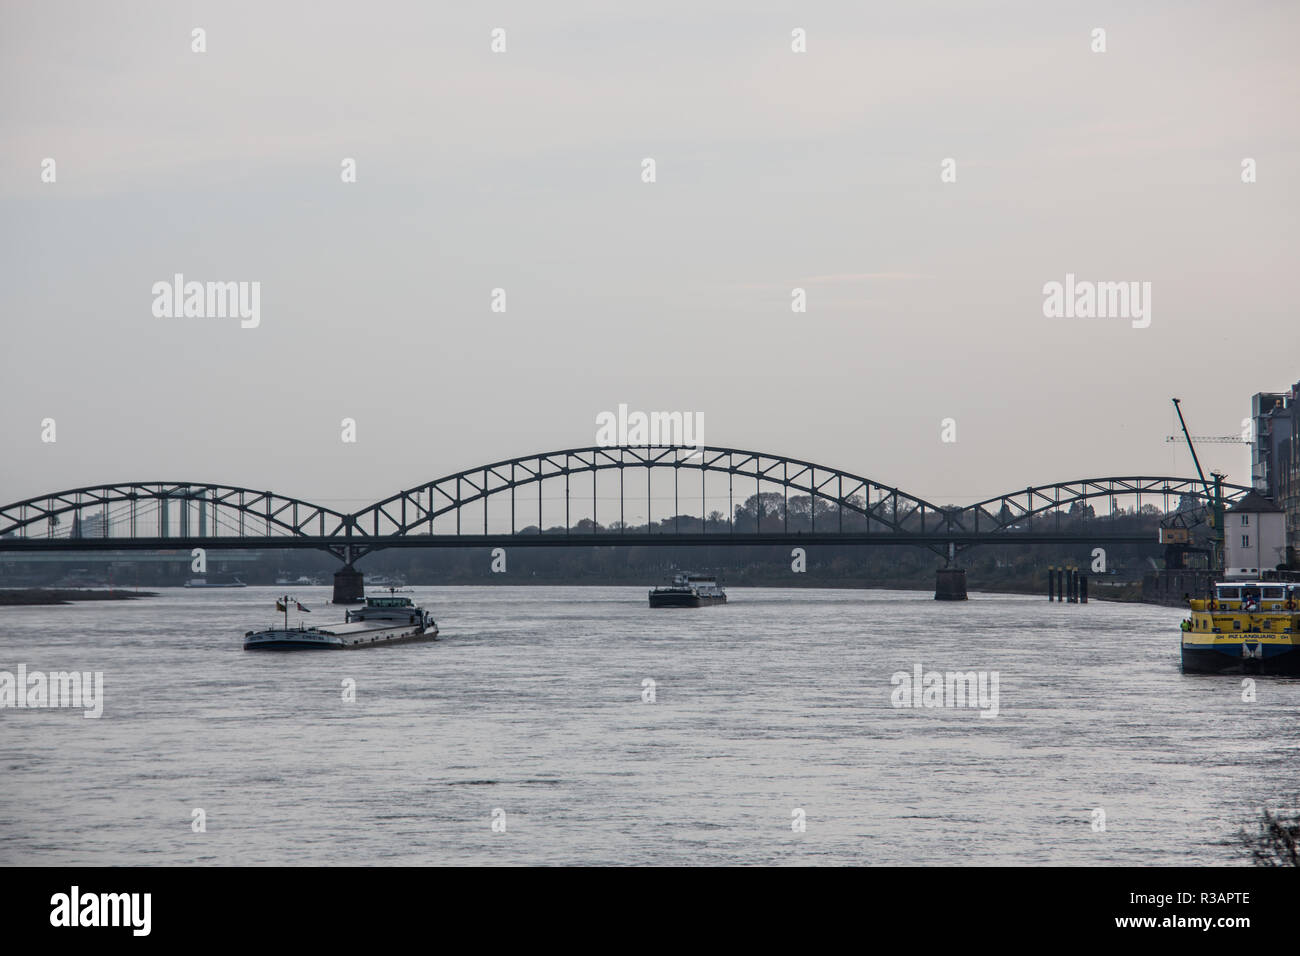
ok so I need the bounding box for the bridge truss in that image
[0,449,1254,563]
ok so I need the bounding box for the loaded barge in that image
[244,590,437,650]
[649,572,727,608]
[1181,574,1300,674]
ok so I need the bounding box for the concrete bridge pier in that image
[332,566,364,604]
[935,568,968,601]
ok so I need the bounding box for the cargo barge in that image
[649,572,727,608]
[244,590,437,650]
[1181,575,1300,674]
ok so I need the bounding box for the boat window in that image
[1217,587,1241,600]
[1262,586,1285,600]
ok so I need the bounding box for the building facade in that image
[1250,380,1299,567]
[1223,491,1287,578]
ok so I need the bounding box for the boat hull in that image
[648,592,726,608]
[244,624,438,651]
[1181,639,1300,675]
[243,637,340,651]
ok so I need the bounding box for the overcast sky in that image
[2,1,1298,515]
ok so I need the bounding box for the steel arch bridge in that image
[0,481,352,556]
[352,445,950,538]
[0,446,1254,561]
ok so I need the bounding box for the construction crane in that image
[1171,398,1225,571]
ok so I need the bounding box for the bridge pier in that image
[934,568,967,601]
[332,566,364,604]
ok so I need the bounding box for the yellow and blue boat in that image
[1181,578,1300,674]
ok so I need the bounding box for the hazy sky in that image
[3,0,1298,515]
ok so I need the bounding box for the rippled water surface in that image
[2,586,1296,865]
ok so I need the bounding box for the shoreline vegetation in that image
[0,588,159,606]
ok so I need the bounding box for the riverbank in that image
[0,589,159,606]
[0,576,1152,604]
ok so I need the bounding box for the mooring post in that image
[1048,566,1055,601]
[1080,574,1088,604]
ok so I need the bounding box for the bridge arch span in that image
[352,445,951,538]
[953,476,1254,534]
[0,482,351,541]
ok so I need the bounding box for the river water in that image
[1,586,1295,866]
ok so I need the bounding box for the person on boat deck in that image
[1180,619,1191,631]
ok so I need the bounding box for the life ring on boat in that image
[1288,600,1296,611]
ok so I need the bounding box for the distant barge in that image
[649,572,727,608]
[244,591,437,650]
